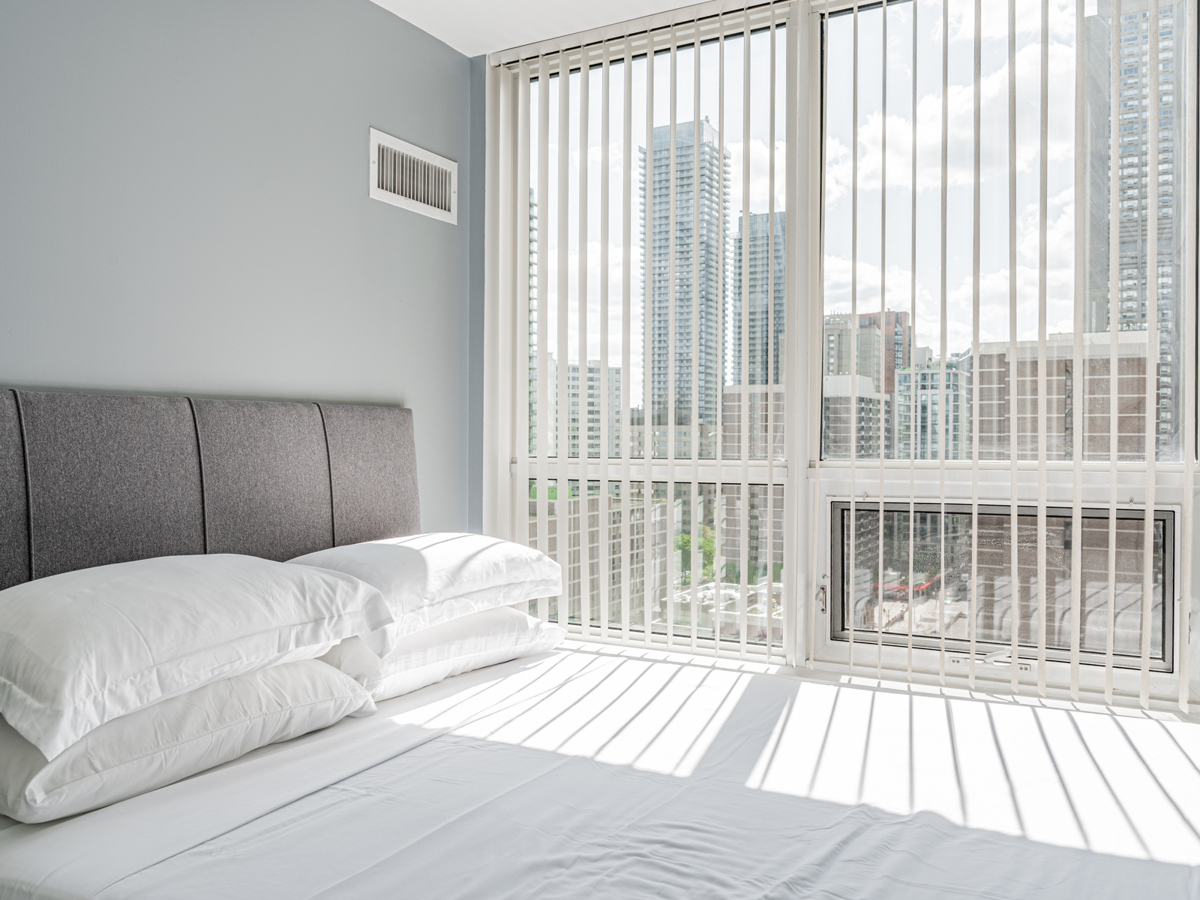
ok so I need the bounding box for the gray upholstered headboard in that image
[0,390,420,589]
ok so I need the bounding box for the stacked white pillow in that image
[291,533,565,701]
[0,554,391,822]
[0,536,563,823]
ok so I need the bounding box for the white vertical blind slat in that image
[907,0,918,681]
[847,0,859,673]
[876,0,886,679]
[516,63,532,557]
[1180,0,1197,713]
[621,44,634,645]
[1069,0,1085,701]
[1007,0,1020,694]
[969,0,981,690]
[1035,0,1050,698]
[536,58,552,625]
[691,23,702,654]
[1105,0,1121,706]
[557,60,571,627]
[937,0,948,685]
[644,37,655,648]
[600,46,612,643]
[739,17,753,660]
[1140,0,1161,709]
[768,7,779,664]
[579,58,591,637]
[716,17,727,657]
[667,33,678,650]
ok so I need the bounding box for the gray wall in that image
[0,0,477,534]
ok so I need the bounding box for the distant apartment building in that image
[643,119,730,458]
[894,353,972,462]
[821,311,910,459]
[1083,0,1184,458]
[974,331,1153,461]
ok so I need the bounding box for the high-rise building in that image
[1083,0,1185,457]
[642,119,730,458]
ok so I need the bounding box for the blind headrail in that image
[487,0,799,69]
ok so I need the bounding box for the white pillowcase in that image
[0,660,375,824]
[320,606,565,700]
[291,533,562,640]
[0,554,394,760]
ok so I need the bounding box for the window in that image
[502,6,791,660]
[485,0,1196,708]
[831,503,1174,671]
[816,0,1193,704]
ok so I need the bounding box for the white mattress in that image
[0,646,1196,899]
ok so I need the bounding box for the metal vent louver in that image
[369,128,457,224]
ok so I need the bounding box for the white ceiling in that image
[371,0,694,59]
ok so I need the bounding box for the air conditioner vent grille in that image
[377,144,453,213]
[368,128,457,225]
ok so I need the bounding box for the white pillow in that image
[290,533,562,640]
[320,606,565,700]
[0,554,394,760]
[0,660,375,824]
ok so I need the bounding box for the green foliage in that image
[676,525,716,586]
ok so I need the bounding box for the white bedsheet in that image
[0,646,1197,899]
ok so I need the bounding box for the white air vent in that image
[369,127,457,224]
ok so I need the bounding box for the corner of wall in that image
[467,54,488,534]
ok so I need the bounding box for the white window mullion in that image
[783,0,802,668]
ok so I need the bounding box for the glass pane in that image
[821,0,1187,463]
[836,504,1168,665]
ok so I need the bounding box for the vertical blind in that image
[486,0,1196,709]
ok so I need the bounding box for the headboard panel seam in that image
[186,397,209,555]
[11,391,33,582]
[315,403,337,548]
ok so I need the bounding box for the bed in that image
[0,389,1196,899]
